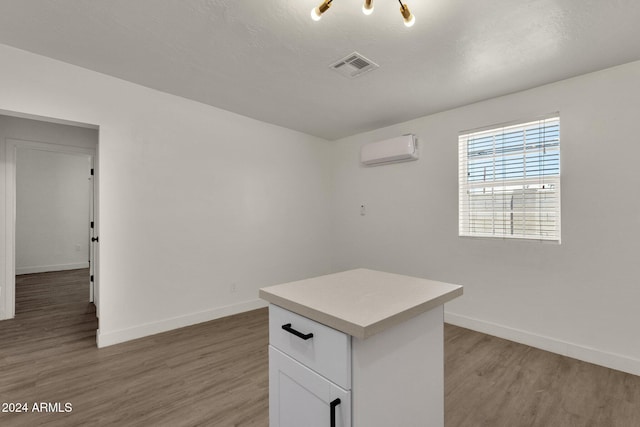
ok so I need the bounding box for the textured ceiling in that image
[1,0,640,140]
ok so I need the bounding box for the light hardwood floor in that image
[1,269,639,426]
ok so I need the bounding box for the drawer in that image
[269,304,351,390]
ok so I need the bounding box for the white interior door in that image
[88,158,95,303]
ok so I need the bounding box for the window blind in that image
[458,115,561,241]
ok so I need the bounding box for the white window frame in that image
[458,115,561,242]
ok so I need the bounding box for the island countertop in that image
[259,268,463,339]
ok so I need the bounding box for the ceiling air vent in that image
[330,52,379,78]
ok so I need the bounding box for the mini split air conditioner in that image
[360,134,418,166]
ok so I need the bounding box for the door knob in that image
[91,237,99,242]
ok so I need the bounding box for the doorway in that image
[1,114,99,338]
[15,145,95,314]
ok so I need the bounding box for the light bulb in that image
[362,0,374,15]
[400,4,415,27]
[311,0,331,21]
[311,7,322,21]
[404,13,415,27]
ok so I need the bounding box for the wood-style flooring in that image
[1,269,639,426]
[445,325,640,427]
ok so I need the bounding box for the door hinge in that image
[90,275,94,282]
[90,221,94,228]
[90,168,94,176]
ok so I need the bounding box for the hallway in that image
[6,268,96,356]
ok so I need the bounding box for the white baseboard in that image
[445,312,640,377]
[16,262,90,275]
[96,299,268,348]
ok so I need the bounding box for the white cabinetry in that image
[269,304,351,427]
[268,303,445,427]
[261,269,463,427]
[269,347,351,427]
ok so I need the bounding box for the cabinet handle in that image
[330,398,341,427]
[281,323,314,340]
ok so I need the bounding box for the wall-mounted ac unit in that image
[360,134,418,166]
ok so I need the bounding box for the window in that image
[458,115,560,241]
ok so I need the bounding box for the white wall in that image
[0,44,333,345]
[330,61,640,375]
[16,147,92,274]
[0,115,98,150]
[3,42,639,376]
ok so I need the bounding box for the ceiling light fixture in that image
[398,0,415,27]
[311,0,415,27]
[311,0,332,21]
[362,0,374,15]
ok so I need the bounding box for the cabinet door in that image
[270,346,351,427]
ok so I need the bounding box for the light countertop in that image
[259,268,463,339]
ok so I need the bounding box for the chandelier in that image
[311,0,415,27]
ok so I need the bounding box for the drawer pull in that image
[330,398,341,427]
[281,323,314,340]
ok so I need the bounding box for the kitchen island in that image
[259,268,462,427]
